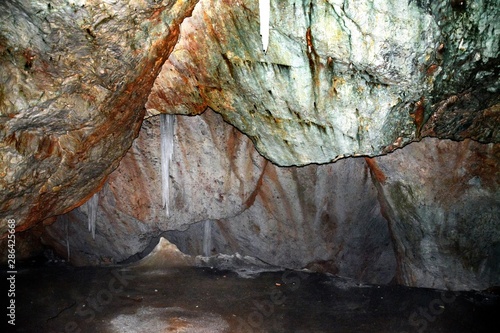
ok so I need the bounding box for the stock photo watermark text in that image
[6,218,17,326]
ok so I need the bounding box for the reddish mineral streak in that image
[364,157,387,184]
[3,3,199,234]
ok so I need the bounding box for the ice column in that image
[160,114,175,217]
[259,0,270,53]
[203,220,212,257]
[87,193,99,240]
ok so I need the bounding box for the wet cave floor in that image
[11,263,500,333]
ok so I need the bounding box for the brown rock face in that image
[0,0,198,233]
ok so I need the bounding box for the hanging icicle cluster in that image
[87,193,99,240]
[259,0,270,53]
[160,114,175,217]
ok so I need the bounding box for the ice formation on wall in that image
[160,114,175,217]
[87,193,99,240]
[259,0,270,52]
[203,220,212,257]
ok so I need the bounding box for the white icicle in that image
[87,193,99,240]
[203,220,212,257]
[259,0,270,53]
[160,114,175,217]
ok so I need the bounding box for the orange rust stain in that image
[110,148,153,221]
[306,27,314,51]
[364,157,387,184]
[148,6,166,23]
[244,160,268,208]
[23,48,36,69]
[410,97,425,138]
[167,317,190,331]
[41,216,57,226]
[61,176,109,214]
[35,135,60,160]
[426,64,439,76]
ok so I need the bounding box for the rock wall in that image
[42,110,500,290]
[42,110,396,284]
[374,139,500,290]
[0,0,198,233]
[147,0,499,165]
[0,0,498,291]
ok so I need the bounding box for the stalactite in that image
[87,193,99,240]
[203,220,212,257]
[259,0,270,53]
[160,114,175,217]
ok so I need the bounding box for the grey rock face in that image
[147,0,498,166]
[147,0,440,165]
[374,139,500,290]
[42,110,500,290]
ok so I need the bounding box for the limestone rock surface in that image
[147,0,499,166]
[42,110,500,290]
